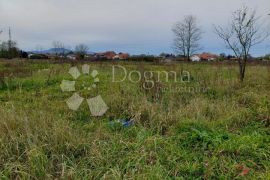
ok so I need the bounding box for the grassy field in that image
[0,59,269,179]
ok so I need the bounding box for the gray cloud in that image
[0,0,269,55]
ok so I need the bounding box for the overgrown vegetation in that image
[0,59,269,179]
[0,41,21,59]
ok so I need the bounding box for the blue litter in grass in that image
[121,119,134,127]
[109,117,134,128]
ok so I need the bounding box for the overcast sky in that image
[0,0,269,56]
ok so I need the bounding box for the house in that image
[94,51,130,60]
[113,54,120,60]
[191,53,219,62]
[113,53,130,60]
[67,54,77,60]
[95,51,117,60]
[105,51,117,59]
[190,55,201,62]
[199,53,219,61]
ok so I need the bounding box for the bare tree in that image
[214,6,269,82]
[75,44,88,59]
[52,41,65,56]
[172,15,202,61]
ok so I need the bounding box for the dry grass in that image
[0,60,269,179]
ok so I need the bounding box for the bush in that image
[0,41,20,59]
[28,54,49,59]
[263,54,270,60]
[128,55,159,62]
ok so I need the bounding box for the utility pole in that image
[8,27,12,59]
[0,30,2,40]
[8,27,12,50]
[0,30,2,50]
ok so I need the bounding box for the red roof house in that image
[199,53,219,61]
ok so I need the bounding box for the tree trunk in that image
[238,58,247,82]
[238,59,244,82]
[187,49,190,61]
[240,69,245,82]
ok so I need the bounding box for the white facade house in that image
[113,55,120,60]
[190,53,219,62]
[190,55,200,62]
[67,55,77,60]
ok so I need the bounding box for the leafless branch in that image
[214,6,269,81]
[172,15,202,60]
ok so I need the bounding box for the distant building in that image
[67,54,77,60]
[191,53,219,62]
[95,51,116,60]
[113,53,130,60]
[95,51,130,60]
[190,55,201,62]
[200,53,219,61]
